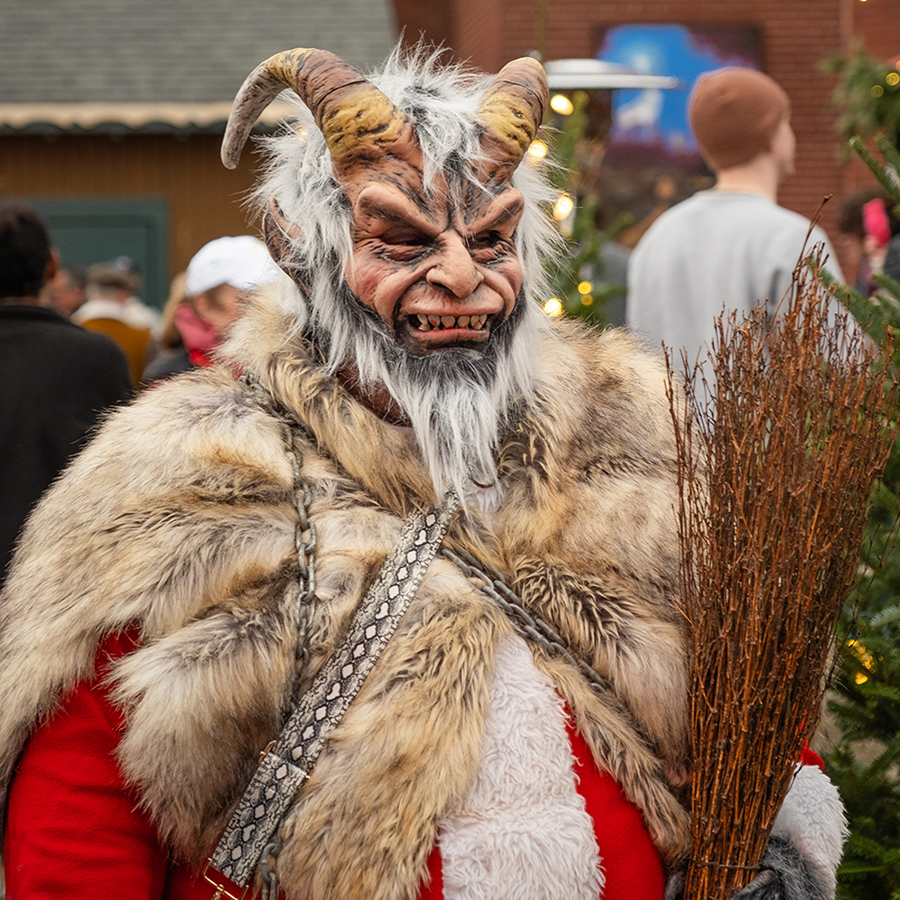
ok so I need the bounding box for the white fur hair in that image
[246,44,565,500]
[252,44,563,336]
[439,635,603,900]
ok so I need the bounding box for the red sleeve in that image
[4,632,170,900]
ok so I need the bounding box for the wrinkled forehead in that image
[344,160,525,236]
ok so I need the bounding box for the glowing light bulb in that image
[872,84,885,97]
[581,295,594,306]
[553,193,574,221]
[528,139,549,160]
[543,298,564,318]
[577,281,593,295]
[887,72,900,87]
[550,94,575,116]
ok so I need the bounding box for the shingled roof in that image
[0,0,397,132]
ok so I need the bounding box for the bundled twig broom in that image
[666,249,899,898]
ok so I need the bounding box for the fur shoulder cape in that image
[0,289,690,900]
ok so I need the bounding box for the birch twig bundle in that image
[667,256,898,898]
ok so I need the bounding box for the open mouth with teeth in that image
[412,313,489,331]
[399,312,494,354]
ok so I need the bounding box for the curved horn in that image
[222,48,413,172]
[476,57,549,180]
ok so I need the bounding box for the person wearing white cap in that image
[142,235,278,383]
[186,234,278,336]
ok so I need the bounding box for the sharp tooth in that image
[457,315,470,327]
[441,315,456,327]
[428,315,441,327]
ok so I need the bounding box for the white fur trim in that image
[439,635,603,900]
[772,764,848,897]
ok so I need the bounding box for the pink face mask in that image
[863,198,891,249]
[174,302,220,354]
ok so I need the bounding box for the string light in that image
[848,639,875,683]
[527,139,549,160]
[577,281,592,295]
[553,193,575,221]
[887,72,900,87]
[581,295,594,306]
[872,84,885,97]
[550,94,575,116]
[542,298,564,318]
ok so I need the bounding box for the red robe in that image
[5,633,666,900]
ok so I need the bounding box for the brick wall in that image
[397,0,900,279]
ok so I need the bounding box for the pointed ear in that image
[263,196,308,291]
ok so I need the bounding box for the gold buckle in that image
[202,859,251,900]
[258,739,277,763]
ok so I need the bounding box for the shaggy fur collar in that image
[0,288,690,899]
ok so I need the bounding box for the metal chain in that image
[238,373,317,693]
[440,547,610,697]
[239,372,609,887]
[260,842,280,900]
[238,373,319,887]
[282,419,316,687]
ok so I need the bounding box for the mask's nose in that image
[425,232,484,299]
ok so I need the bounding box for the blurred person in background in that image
[882,194,900,288]
[142,235,277,385]
[836,187,898,297]
[627,67,844,362]
[44,261,87,318]
[141,271,191,384]
[74,257,159,386]
[0,203,131,591]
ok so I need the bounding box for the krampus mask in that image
[222,47,556,500]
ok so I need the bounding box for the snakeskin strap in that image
[209,495,459,887]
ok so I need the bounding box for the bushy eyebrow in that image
[354,185,440,236]
[463,189,524,236]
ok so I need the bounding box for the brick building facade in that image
[395,0,900,279]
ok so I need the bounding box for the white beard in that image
[323,287,541,504]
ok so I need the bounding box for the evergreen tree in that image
[542,90,630,327]
[821,134,900,900]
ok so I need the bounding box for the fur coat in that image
[0,288,691,900]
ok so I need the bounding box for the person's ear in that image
[45,248,60,284]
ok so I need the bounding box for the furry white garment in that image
[772,763,848,898]
[438,635,603,900]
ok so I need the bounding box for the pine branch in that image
[850,136,900,202]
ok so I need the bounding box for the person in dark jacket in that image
[0,203,132,589]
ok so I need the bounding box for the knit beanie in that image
[689,68,791,170]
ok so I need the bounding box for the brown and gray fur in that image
[0,288,689,900]
[0,45,690,900]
